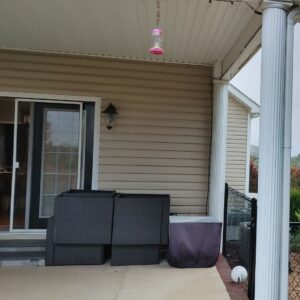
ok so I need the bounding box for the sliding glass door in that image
[8,98,95,230]
[0,97,95,232]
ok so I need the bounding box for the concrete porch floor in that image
[0,261,230,300]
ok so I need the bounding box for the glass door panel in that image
[40,109,81,217]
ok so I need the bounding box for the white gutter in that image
[280,6,300,300]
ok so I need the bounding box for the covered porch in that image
[0,1,299,299]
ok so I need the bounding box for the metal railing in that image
[289,222,300,299]
[223,183,257,300]
[224,183,300,300]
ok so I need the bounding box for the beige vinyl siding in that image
[226,96,249,193]
[0,51,212,215]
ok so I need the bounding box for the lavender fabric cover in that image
[168,217,222,268]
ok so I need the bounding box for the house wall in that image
[226,96,249,193]
[0,51,213,215]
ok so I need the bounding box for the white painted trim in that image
[222,16,262,81]
[228,84,260,116]
[0,91,99,102]
[24,103,34,229]
[92,99,101,190]
[213,61,222,79]
[9,100,19,231]
[247,192,258,199]
[77,102,83,188]
[0,46,212,67]
[15,98,83,105]
[0,231,46,240]
[245,113,251,194]
[262,1,293,11]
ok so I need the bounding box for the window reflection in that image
[40,109,80,217]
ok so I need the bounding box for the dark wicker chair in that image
[45,190,115,266]
[111,194,170,266]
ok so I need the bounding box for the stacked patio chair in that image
[45,190,115,266]
[46,191,170,266]
[111,194,170,266]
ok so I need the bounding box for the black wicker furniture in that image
[111,194,170,266]
[45,190,115,266]
[46,191,170,266]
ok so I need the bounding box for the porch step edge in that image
[0,259,45,267]
[0,239,46,247]
[0,251,45,260]
[0,246,45,252]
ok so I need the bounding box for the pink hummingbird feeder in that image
[149,28,164,55]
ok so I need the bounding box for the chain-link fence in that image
[223,183,256,300]
[289,223,300,299]
[223,184,300,300]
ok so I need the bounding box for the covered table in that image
[167,216,222,268]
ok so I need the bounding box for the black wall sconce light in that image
[102,103,118,130]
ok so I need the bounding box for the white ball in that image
[231,266,248,283]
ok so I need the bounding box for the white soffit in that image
[0,0,261,65]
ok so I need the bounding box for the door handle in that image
[14,162,20,169]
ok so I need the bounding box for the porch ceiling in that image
[0,0,261,67]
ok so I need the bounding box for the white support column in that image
[255,2,289,300]
[208,62,228,222]
[281,7,300,300]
